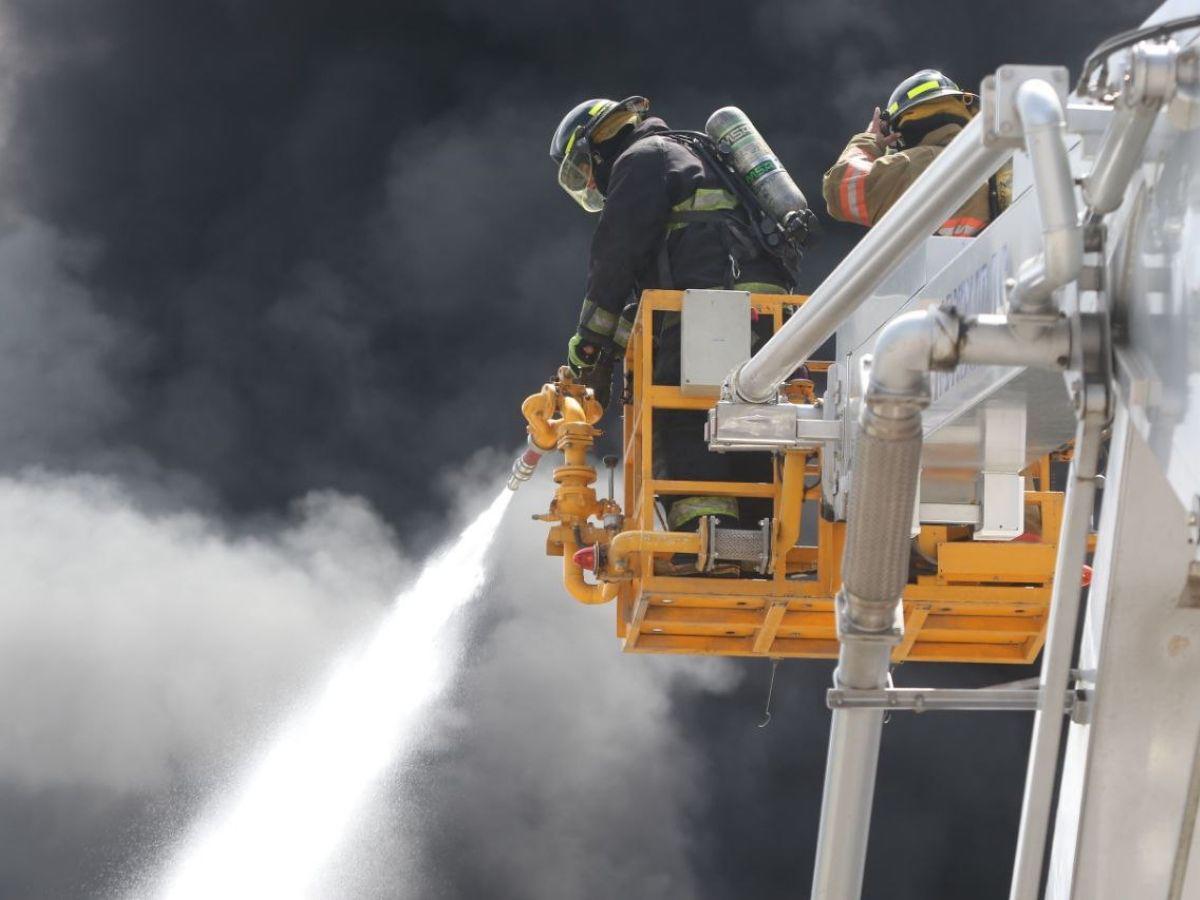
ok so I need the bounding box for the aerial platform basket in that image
[616,290,1061,664]
[521,289,1065,665]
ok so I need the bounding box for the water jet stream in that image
[161,489,513,899]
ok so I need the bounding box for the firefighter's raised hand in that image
[868,107,901,150]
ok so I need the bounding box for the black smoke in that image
[0,0,1153,897]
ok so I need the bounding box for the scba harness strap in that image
[654,131,801,291]
[656,205,763,290]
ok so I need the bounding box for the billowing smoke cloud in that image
[0,459,749,897]
[0,469,420,897]
[0,473,402,793]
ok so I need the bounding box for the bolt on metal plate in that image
[985,65,1070,145]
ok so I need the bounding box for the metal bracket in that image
[919,502,982,526]
[835,589,904,645]
[827,683,1092,719]
[982,65,1071,146]
[707,399,841,452]
[1077,264,1105,294]
[1127,39,1179,107]
[1070,311,1114,421]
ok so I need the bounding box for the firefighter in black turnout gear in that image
[550,96,793,531]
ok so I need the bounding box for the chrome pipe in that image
[958,315,1072,369]
[811,306,1072,899]
[1017,80,1078,235]
[1008,415,1104,900]
[811,706,885,899]
[1082,95,1162,214]
[1009,79,1083,315]
[811,639,894,899]
[866,309,961,404]
[731,114,1012,404]
[809,309,954,899]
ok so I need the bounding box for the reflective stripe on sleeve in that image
[579,299,619,338]
[838,148,874,226]
[936,216,986,237]
[612,315,633,350]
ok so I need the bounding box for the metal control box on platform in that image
[679,289,751,396]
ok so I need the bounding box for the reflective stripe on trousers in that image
[666,495,739,530]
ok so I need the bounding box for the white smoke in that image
[160,489,511,899]
[0,471,403,793]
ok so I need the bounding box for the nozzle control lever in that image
[603,455,618,501]
[601,454,623,531]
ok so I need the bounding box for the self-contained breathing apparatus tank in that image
[705,107,818,246]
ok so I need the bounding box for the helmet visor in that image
[557,141,604,212]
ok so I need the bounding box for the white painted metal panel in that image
[1047,399,1200,898]
[680,289,751,397]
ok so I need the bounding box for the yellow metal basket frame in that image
[615,290,1064,664]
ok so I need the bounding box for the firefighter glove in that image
[578,353,614,411]
[567,333,613,410]
[567,332,602,375]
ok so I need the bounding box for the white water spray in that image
[161,489,513,899]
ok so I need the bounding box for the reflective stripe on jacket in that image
[822,123,1006,237]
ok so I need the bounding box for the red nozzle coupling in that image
[507,443,544,491]
[572,544,598,572]
[1081,564,1093,588]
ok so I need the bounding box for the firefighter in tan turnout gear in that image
[823,69,1010,236]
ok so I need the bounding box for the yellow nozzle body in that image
[515,368,706,605]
